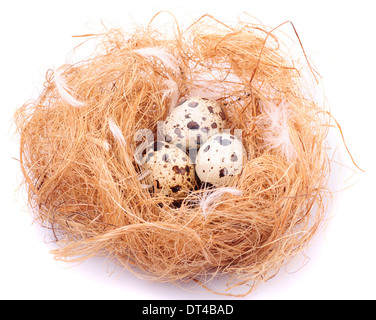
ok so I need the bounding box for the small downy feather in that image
[53,68,85,107]
[162,76,179,112]
[108,118,126,146]
[200,188,243,218]
[188,61,241,100]
[86,136,111,152]
[137,170,152,189]
[259,100,297,162]
[134,47,180,74]
[137,170,151,181]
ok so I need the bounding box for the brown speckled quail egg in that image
[164,97,227,152]
[195,133,246,187]
[142,140,196,198]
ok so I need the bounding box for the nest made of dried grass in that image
[15,14,333,296]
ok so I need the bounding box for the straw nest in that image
[15,14,332,296]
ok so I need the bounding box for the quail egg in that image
[164,97,227,152]
[195,133,246,187]
[141,140,196,198]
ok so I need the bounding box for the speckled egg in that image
[164,97,227,152]
[141,140,196,198]
[195,133,246,187]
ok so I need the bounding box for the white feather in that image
[137,170,151,181]
[187,61,241,100]
[141,184,153,189]
[134,47,180,74]
[53,68,85,107]
[86,136,111,152]
[200,188,243,218]
[108,118,126,147]
[139,171,153,188]
[162,76,179,111]
[259,100,297,162]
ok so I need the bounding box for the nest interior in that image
[15,15,331,296]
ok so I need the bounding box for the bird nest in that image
[15,14,333,296]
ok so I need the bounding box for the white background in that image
[1,0,375,300]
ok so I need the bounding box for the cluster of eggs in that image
[140,97,246,198]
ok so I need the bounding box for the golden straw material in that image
[15,14,335,296]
